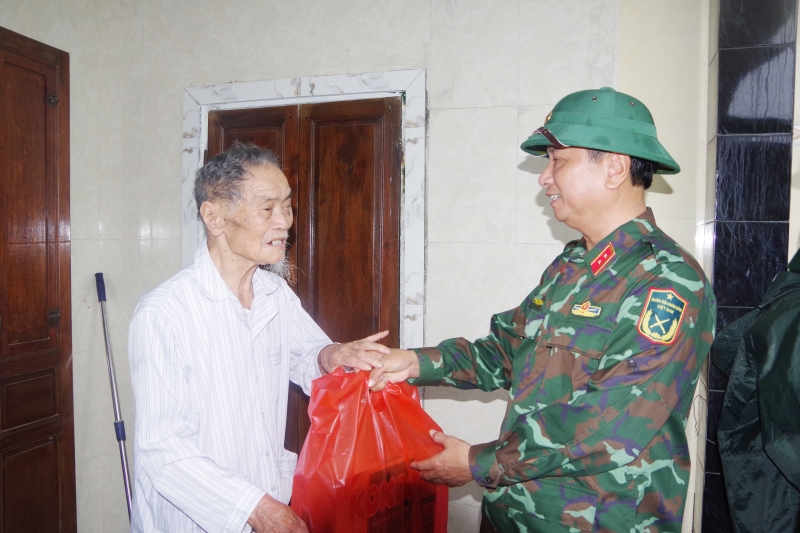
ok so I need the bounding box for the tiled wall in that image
[0,1,720,532]
[618,2,717,532]
[703,0,799,531]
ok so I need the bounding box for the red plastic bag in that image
[291,368,448,533]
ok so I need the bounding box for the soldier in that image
[370,87,716,533]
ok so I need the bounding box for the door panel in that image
[2,438,60,533]
[204,98,402,454]
[6,244,51,350]
[0,25,75,532]
[297,99,401,349]
[2,48,60,357]
[1,369,58,430]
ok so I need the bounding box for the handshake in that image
[316,330,421,390]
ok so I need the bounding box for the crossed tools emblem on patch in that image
[637,288,687,345]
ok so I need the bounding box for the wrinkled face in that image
[222,165,293,266]
[537,146,606,232]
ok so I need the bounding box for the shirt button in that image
[627,360,637,369]
[261,412,265,418]
[265,451,270,457]
[255,375,260,381]
[271,486,276,491]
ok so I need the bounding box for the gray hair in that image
[194,141,281,220]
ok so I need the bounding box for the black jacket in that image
[712,249,800,533]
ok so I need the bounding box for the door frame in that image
[181,69,427,348]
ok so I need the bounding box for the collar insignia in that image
[531,297,544,310]
[571,300,602,318]
[637,288,687,345]
[590,243,616,276]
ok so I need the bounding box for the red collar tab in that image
[590,243,616,276]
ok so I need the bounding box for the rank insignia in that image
[590,243,616,276]
[571,300,602,318]
[531,297,544,310]
[637,288,687,345]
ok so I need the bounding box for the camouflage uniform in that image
[412,209,716,532]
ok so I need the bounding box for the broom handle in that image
[95,273,133,521]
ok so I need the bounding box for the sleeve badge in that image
[637,288,687,345]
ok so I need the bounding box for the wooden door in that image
[0,27,75,532]
[206,98,402,453]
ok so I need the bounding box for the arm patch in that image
[637,288,687,345]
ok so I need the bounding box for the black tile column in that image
[703,0,798,531]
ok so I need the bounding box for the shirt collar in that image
[194,240,282,302]
[570,208,658,277]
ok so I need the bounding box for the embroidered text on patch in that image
[571,301,602,318]
[590,243,616,276]
[637,288,687,345]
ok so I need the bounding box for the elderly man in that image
[129,143,388,533]
[370,88,716,532]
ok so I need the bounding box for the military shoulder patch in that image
[571,300,602,318]
[590,243,616,276]
[637,288,687,345]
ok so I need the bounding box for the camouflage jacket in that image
[412,209,716,533]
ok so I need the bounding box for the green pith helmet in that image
[520,87,680,174]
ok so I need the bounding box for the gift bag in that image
[291,368,448,533]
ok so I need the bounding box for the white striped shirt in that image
[128,241,328,533]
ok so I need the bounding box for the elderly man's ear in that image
[200,201,226,237]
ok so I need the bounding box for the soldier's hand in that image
[411,430,473,487]
[247,494,309,533]
[317,331,390,374]
[368,348,420,390]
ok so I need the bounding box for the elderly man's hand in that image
[247,494,308,533]
[411,430,474,487]
[317,330,390,374]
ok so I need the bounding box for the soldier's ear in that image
[605,153,631,190]
[200,200,227,237]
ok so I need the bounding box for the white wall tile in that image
[426,242,520,343]
[519,0,616,107]
[138,136,183,241]
[73,349,113,465]
[98,239,141,352]
[348,0,430,74]
[98,17,144,130]
[138,239,183,295]
[618,31,701,128]
[707,52,719,143]
[273,0,349,79]
[791,133,800,254]
[447,500,483,533]
[71,239,104,355]
[103,452,133,533]
[708,0,720,64]
[98,127,142,240]
[76,455,104,533]
[428,107,519,244]
[620,0,703,36]
[430,0,519,109]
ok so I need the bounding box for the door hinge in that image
[46,94,59,107]
[49,309,61,323]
